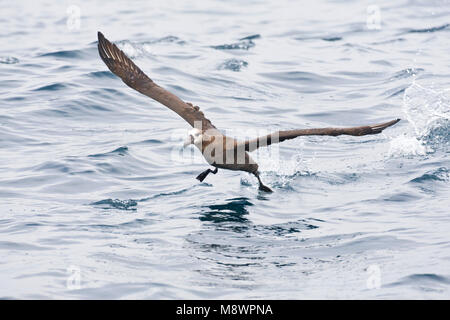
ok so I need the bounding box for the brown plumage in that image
[97,31,400,192]
[98,31,217,133]
[241,119,400,152]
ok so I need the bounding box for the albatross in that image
[97,31,400,192]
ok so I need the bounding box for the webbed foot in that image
[253,171,273,193]
[196,167,218,182]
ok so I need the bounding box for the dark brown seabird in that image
[97,31,400,192]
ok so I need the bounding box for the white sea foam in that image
[388,135,429,157]
[388,82,450,157]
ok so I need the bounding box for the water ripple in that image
[91,199,138,211]
[0,56,19,64]
[217,59,248,71]
[407,24,450,34]
[211,35,259,50]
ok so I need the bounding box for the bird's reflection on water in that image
[199,197,253,225]
[187,197,320,287]
[198,197,318,235]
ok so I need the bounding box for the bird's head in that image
[183,128,203,147]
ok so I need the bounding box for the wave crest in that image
[389,83,450,156]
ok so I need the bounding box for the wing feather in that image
[241,119,400,152]
[97,32,217,132]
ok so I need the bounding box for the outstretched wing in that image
[97,31,217,132]
[240,119,400,152]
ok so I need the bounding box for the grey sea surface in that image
[0,0,449,299]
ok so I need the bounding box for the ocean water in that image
[1,0,449,299]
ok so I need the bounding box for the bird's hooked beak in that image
[183,134,194,147]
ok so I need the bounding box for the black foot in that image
[196,170,209,182]
[196,167,218,182]
[253,171,273,193]
[259,184,273,193]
